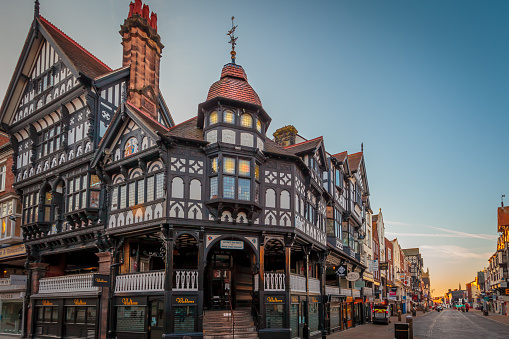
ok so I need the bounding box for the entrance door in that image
[211,269,232,309]
[148,299,164,339]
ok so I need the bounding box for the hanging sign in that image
[379,262,388,270]
[336,265,347,277]
[220,240,244,250]
[346,272,359,281]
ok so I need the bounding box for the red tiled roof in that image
[348,152,363,172]
[207,63,262,106]
[332,151,348,163]
[39,16,112,79]
[165,117,204,142]
[283,136,322,155]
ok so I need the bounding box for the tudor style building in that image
[0,1,372,339]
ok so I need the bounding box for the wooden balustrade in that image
[173,270,198,291]
[115,271,164,293]
[325,285,340,295]
[308,277,320,294]
[290,274,306,293]
[39,273,99,294]
[264,272,285,291]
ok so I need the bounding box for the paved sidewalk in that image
[469,309,509,326]
[328,309,434,339]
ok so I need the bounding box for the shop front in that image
[343,297,353,329]
[326,295,343,333]
[33,296,98,338]
[290,295,305,339]
[114,295,166,339]
[354,298,363,325]
[0,291,24,335]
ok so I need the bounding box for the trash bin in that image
[406,316,413,339]
[395,323,409,339]
[411,309,416,317]
[483,310,489,316]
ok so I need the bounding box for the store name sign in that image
[346,272,360,281]
[74,299,86,305]
[92,274,110,287]
[42,300,53,306]
[175,297,195,304]
[0,244,26,260]
[0,292,24,299]
[122,298,138,305]
[266,297,283,303]
[220,240,244,250]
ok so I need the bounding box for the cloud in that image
[385,220,498,240]
[418,245,492,260]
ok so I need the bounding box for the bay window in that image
[209,156,255,201]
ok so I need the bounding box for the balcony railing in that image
[173,270,198,291]
[325,285,340,295]
[0,276,27,291]
[290,274,306,293]
[115,271,164,293]
[264,272,285,291]
[340,288,352,296]
[39,273,99,294]
[309,277,320,294]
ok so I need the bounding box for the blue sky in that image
[1,0,508,296]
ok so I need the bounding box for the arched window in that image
[124,137,139,157]
[280,190,290,209]
[256,119,262,133]
[240,114,252,128]
[171,177,184,199]
[265,189,276,208]
[223,110,235,124]
[189,179,202,200]
[209,111,218,125]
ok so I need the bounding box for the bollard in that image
[394,323,409,339]
[398,310,402,321]
[406,316,413,339]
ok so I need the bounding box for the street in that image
[329,309,509,339]
[414,309,509,339]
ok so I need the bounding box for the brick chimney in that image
[120,0,164,118]
[273,125,298,147]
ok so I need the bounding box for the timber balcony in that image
[253,273,321,294]
[114,270,199,293]
[38,273,99,294]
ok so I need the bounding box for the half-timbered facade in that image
[0,1,372,339]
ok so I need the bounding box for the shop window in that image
[0,301,23,334]
[308,302,319,332]
[266,304,284,328]
[240,113,252,128]
[174,306,195,334]
[116,306,145,332]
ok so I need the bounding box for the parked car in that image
[373,304,390,325]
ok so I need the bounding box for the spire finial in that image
[502,194,505,207]
[34,0,40,18]
[227,16,238,64]
[361,142,364,153]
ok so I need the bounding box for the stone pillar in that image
[96,252,112,339]
[26,262,48,339]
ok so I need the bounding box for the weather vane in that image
[227,16,238,64]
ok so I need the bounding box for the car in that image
[436,305,443,312]
[372,305,390,325]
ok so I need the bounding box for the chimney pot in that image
[143,4,150,20]
[128,2,134,18]
[134,0,142,15]
[150,12,157,31]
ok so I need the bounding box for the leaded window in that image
[146,176,154,202]
[240,114,252,128]
[128,182,136,206]
[155,173,164,199]
[223,110,235,124]
[120,185,126,209]
[256,119,262,133]
[111,187,118,210]
[137,179,145,204]
[209,111,218,125]
[210,177,218,199]
[37,124,61,159]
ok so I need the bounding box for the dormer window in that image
[223,110,235,124]
[209,111,218,125]
[240,114,252,128]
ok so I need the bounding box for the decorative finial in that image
[34,0,40,18]
[502,194,505,207]
[361,142,364,153]
[227,16,238,64]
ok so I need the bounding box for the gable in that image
[106,118,157,165]
[10,39,80,126]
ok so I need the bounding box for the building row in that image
[0,1,431,338]
[464,204,509,315]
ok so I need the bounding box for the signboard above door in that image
[220,240,244,250]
